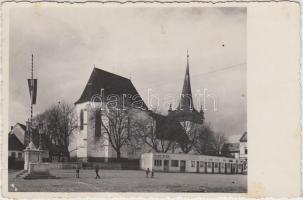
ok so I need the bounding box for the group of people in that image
[76,165,155,179]
[75,165,101,179]
[145,168,154,178]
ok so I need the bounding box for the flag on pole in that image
[27,79,37,104]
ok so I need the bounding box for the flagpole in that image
[30,54,33,144]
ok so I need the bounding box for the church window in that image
[95,109,101,137]
[80,110,84,130]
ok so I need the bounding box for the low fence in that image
[43,160,140,170]
[8,158,140,170]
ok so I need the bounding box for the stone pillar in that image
[23,142,40,170]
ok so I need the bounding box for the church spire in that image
[178,51,194,111]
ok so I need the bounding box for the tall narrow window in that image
[95,109,101,137]
[80,109,84,130]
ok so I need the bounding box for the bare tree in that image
[131,109,176,153]
[178,121,202,153]
[33,101,78,161]
[96,105,133,160]
[213,132,227,155]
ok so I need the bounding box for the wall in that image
[239,141,247,160]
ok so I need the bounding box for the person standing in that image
[76,165,80,178]
[95,165,100,179]
[146,168,150,178]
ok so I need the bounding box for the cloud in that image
[9,7,246,137]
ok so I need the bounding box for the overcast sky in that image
[9,7,246,141]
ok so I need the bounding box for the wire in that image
[136,62,246,91]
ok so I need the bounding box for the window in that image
[191,161,195,168]
[200,162,204,168]
[227,163,231,168]
[18,152,22,158]
[11,152,16,158]
[214,162,218,168]
[95,109,101,137]
[171,160,179,167]
[207,162,212,168]
[154,160,162,166]
[80,110,84,130]
[221,163,225,168]
[245,148,248,154]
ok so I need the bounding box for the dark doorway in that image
[196,161,199,173]
[164,160,169,172]
[180,160,186,172]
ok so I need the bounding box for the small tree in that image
[213,132,227,155]
[193,124,217,155]
[178,121,202,153]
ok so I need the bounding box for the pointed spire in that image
[177,51,194,111]
[187,50,189,68]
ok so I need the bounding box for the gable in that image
[75,67,147,110]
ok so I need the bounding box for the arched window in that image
[80,109,84,130]
[95,109,101,137]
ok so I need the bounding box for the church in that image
[69,67,149,162]
[69,53,205,162]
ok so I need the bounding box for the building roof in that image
[239,132,247,142]
[75,67,147,109]
[221,143,240,153]
[8,134,25,151]
[9,123,26,134]
[16,123,26,131]
[149,112,190,144]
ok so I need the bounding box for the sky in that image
[9,7,246,141]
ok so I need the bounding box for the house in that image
[69,67,149,162]
[8,133,25,160]
[221,143,240,159]
[9,123,26,145]
[239,132,247,161]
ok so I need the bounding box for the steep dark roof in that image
[149,112,189,143]
[167,109,204,124]
[8,134,25,151]
[239,132,247,142]
[75,67,147,109]
[221,143,240,153]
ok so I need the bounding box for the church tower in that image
[167,51,204,153]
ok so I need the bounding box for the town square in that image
[7,6,247,193]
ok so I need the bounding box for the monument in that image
[22,55,56,179]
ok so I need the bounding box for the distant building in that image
[8,133,25,161]
[221,143,240,159]
[239,132,247,161]
[69,67,149,162]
